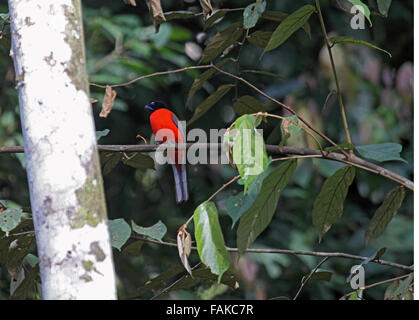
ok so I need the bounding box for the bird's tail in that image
[171,163,189,203]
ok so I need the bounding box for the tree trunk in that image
[8,0,116,299]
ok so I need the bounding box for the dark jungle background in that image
[0,0,413,299]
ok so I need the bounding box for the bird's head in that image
[145,101,166,113]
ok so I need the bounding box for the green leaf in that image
[197,283,229,300]
[261,10,311,37]
[243,0,266,29]
[7,234,35,277]
[164,11,196,21]
[131,220,167,241]
[0,208,23,235]
[331,36,391,58]
[355,143,407,163]
[201,23,243,63]
[24,253,39,268]
[371,247,387,261]
[312,166,356,241]
[377,0,392,17]
[247,31,272,48]
[233,95,268,115]
[281,115,301,136]
[226,162,274,228]
[100,152,122,175]
[365,186,405,245]
[11,265,39,299]
[347,0,372,26]
[204,9,228,29]
[237,160,297,255]
[232,115,268,193]
[122,153,155,169]
[96,129,110,141]
[186,58,232,106]
[108,219,131,251]
[188,84,234,125]
[264,5,315,53]
[0,13,10,48]
[261,10,288,22]
[349,290,361,300]
[194,202,230,282]
[0,13,10,24]
[279,115,301,147]
[0,13,10,36]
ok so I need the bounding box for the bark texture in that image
[8,0,116,299]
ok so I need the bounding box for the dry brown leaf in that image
[184,231,192,257]
[123,0,137,6]
[136,134,148,144]
[199,0,213,18]
[99,85,117,118]
[177,228,192,276]
[145,0,166,33]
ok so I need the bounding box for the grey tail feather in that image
[171,164,188,203]
[180,163,189,202]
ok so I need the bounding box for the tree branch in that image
[131,235,413,272]
[1,143,412,191]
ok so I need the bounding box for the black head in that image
[145,101,166,113]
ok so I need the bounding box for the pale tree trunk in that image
[8,0,117,299]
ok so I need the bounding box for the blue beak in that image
[145,105,154,112]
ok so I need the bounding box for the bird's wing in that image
[171,113,186,143]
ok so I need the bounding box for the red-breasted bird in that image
[145,101,188,203]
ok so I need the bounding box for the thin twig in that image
[207,175,240,202]
[293,257,329,300]
[272,154,323,161]
[315,0,353,149]
[131,235,413,272]
[89,65,214,88]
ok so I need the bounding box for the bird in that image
[145,101,189,203]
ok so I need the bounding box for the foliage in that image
[0,0,413,300]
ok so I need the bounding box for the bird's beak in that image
[145,105,154,112]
